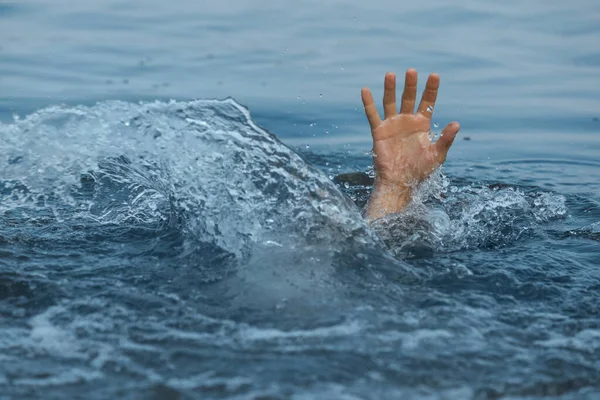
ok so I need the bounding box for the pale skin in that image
[362,69,460,221]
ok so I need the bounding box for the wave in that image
[1,99,574,271]
[1,99,411,289]
[2,99,598,399]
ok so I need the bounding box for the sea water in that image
[1,1,600,399]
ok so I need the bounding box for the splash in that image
[0,99,380,265]
[366,172,567,257]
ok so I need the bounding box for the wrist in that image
[374,176,415,196]
[365,179,413,221]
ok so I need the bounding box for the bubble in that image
[305,144,310,149]
[433,122,439,128]
[454,263,473,278]
[427,105,434,113]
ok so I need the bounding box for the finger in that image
[383,72,397,119]
[417,73,440,117]
[434,122,460,163]
[400,68,418,114]
[361,87,382,129]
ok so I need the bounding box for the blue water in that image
[1,1,600,399]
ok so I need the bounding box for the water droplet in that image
[433,122,439,128]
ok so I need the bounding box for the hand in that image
[362,69,460,220]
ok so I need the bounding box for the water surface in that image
[1,1,600,399]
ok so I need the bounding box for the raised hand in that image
[362,69,460,221]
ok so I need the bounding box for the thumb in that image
[434,121,460,163]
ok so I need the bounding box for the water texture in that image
[1,1,600,399]
[0,98,598,399]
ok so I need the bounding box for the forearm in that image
[364,180,412,221]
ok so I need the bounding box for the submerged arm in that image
[361,69,460,221]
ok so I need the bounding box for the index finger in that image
[416,73,440,117]
[361,87,382,129]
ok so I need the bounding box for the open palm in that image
[361,69,460,186]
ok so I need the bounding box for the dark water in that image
[1,1,600,399]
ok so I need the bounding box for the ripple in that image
[1,99,599,399]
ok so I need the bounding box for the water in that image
[1,1,600,399]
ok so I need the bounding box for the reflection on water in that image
[1,0,600,137]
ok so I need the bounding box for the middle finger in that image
[400,69,418,114]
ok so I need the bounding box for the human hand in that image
[362,69,459,220]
